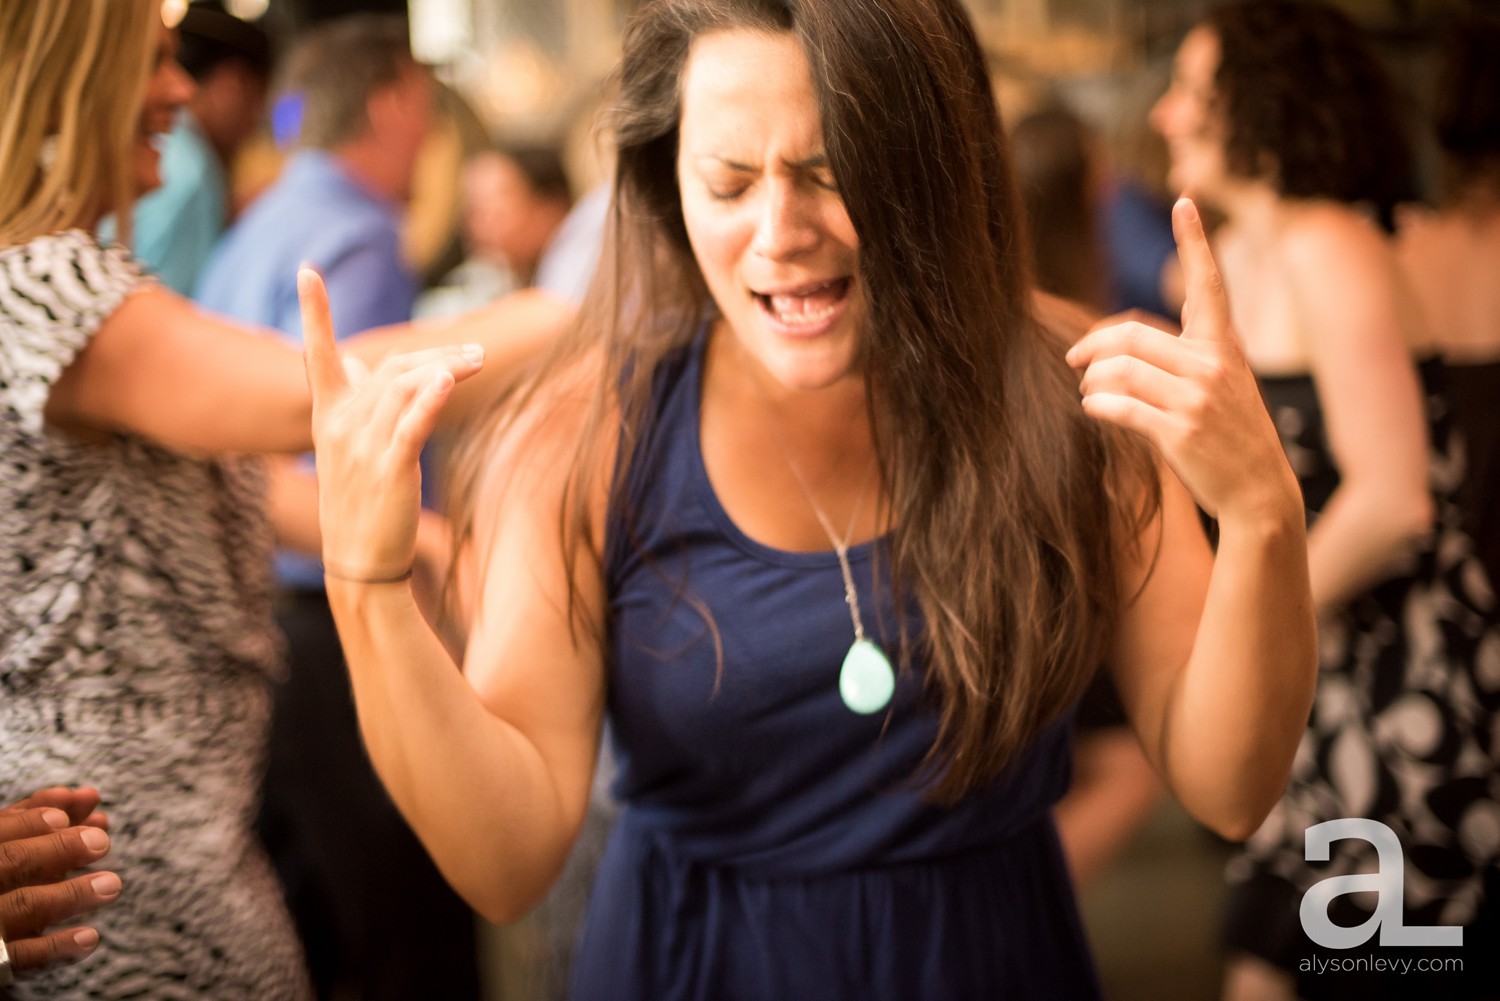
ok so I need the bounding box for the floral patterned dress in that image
[1224,360,1500,995]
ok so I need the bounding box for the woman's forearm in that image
[1305,477,1433,614]
[1161,501,1317,841]
[324,580,592,923]
[1054,729,1163,888]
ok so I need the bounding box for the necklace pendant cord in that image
[830,540,868,643]
[746,363,892,714]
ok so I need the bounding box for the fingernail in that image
[80,827,109,852]
[462,343,484,363]
[90,872,122,900]
[74,928,100,949]
[41,807,68,829]
[1177,197,1197,221]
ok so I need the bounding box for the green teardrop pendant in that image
[839,639,895,715]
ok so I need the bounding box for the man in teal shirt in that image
[129,1,270,294]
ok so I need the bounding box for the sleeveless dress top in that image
[568,332,1100,1000]
[0,231,311,999]
[1225,361,1500,965]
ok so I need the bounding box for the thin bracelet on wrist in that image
[321,562,414,585]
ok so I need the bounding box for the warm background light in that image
[226,0,270,21]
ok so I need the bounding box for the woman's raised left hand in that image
[1065,198,1299,525]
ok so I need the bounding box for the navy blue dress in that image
[568,334,1102,1000]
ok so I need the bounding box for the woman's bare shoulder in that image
[1280,200,1391,269]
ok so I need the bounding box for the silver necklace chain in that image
[746,367,879,644]
[784,458,875,643]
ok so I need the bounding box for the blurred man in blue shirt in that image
[195,15,481,1001]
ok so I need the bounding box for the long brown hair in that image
[0,0,155,247]
[450,0,1158,803]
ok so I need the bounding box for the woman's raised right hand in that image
[299,268,485,585]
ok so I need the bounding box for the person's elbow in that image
[463,874,552,926]
[1375,479,1435,565]
[1347,471,1434,564]
[1207,798,1276,844]
[1193,778,1284,843]
[1392,488,1434,548]
[445,840,572,926]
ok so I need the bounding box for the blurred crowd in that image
[1,1,1496,1000]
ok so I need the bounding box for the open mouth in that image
[751,277,853,329]
[139,104,180,140]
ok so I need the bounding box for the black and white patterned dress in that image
[0,231,311,999]
[1224,360,1500,988]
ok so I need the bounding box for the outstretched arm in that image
[301,271,605,921]
[43,285,571,456]
[1066,199,1316,841]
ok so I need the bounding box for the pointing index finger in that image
[299,266,345,401]
[1173,197,1231,342]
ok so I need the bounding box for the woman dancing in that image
[305,0,1316,997]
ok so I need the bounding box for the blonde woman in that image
[0,1,564,996]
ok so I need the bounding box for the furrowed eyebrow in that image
[697,153,831,172]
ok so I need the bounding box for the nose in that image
[751,180,820,261]
[165,58,196,107]
[1148,91,1171,137]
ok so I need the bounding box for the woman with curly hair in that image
[302,0,1319,996]
[1153,4,1500,999]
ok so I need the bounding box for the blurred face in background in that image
[1151,26,1229,204]
[193,60,269,163]
[137,23,196,193]
[370,61,436,202]
[460,151,565,276]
